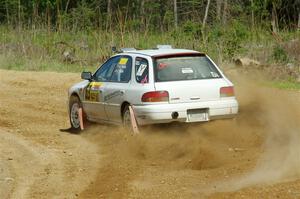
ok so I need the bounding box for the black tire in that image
[69,96,84,133]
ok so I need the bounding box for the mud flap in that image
[78,108,84,130]
[129,106,140,134]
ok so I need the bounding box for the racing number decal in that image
[85,82,103,102]
[136,64,147,76]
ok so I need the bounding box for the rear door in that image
[153,54,229,103]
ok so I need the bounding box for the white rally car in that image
[68,46,238,131]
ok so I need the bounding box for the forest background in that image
[0,0,299,88]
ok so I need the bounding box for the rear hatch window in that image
[153,54,221,82]
[153,54,228,103]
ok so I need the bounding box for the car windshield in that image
[154,55,222,82]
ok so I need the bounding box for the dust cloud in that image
[83,72,300,196]
[202,72,300,193]
[232,84,300,189]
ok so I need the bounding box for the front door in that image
[103,56,133,123]
[82,81,106,120]
[82,56,120,121]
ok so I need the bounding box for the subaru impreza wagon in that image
[68,46,238,131]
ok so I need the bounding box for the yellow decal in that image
[85,82,103,102]
[89,91,98,101]
[119,58,128,65]
[90,82,103,90]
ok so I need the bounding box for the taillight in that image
[141,91,169,102]
[220,86,234,97]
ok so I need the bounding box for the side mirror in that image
[81,71,92,81]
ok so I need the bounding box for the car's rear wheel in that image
[69,96,83,133]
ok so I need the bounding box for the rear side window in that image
[135,57,149,84]
[154,55,222,82]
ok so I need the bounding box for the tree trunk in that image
[141,0,145,30]
[32,1,38,30]
[56,0,62,32]
[271,3,278,33]
[216,0,222,21]
[97,0,101,29]
[65,0,70,13]
[5,0,10,25]
[174,0,178,29]
[222,0,227,25]
[46,0,51,34]
[251,0,254,30]
[202,0,211,30]
[159,0,164,32]
[18,0,21,31]
[298,12,300,30]
[192,0,195,21]
[106,0,112,32]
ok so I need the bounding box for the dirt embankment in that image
[0,69,299,198]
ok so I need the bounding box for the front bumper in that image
[133,98,238,125]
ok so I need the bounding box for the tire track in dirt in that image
[0,129,45,198]
[0,128,101,199]
[0,70,102,198]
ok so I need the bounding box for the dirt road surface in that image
[0,69,299,198]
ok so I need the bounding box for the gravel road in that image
[0,69,299,198]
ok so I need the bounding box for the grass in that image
[0,26,299,91]
[0,53,96,73]
[268,81,300,90]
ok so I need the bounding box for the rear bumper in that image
[133,98,238,125]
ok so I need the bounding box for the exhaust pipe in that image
[171,112,179,119]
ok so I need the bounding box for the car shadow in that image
[59,127,79,134]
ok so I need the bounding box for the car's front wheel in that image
[69,96,83,133]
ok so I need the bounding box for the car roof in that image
[117,48,203,57]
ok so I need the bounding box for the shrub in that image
[182,20,202,39]
[272,45,288,63]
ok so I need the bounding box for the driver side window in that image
[110,56,132,82]
[94,56,120,81]
[93,55,132,83]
